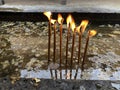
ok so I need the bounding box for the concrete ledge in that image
[0,0,120,13]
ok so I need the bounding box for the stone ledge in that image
[0,0,120,13]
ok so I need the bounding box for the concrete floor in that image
[0,0,120,13]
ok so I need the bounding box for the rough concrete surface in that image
[0,76,120,90]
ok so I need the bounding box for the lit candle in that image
[57,14,64,68]
[65,14,72,78]
[81,30,97,71]
[51,19,57,63]
[70,19,76,68]
[70,19,76,79]
[66,14,72,65]
[43,11,52,65]
[77,20,89,64]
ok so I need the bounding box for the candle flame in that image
[43,11,52,20]
[70,18,76,32]
[76,26,80,33]
[89,30,97,37]
[80,20,89,33]
[58,14,63,24]
[66,14,72,28]
[51,19,56,24]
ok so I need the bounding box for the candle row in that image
[43,11,97,71]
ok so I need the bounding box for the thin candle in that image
[70,19,76,68]
[74,67,79,79]
[71,29,76,64]
[55,70,57,79]
[60,69,62,79]
[70,67,72,79]
[66,14,72,78]
[70,19,76,79]
[50,69,53,79]
[81,30,97,71]
[77,20,89,64]
[77,26,82,64]
[51,19,57,63]
[43,11,52,65]
[57,14,64,67]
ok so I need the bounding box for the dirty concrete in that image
[0,21,120,89]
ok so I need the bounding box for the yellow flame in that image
[51,19,56,24]
[76,26,80,33]
[70,18,76,32]
[66,14,72,28]
[57,14,63,24]
[43,11,52,20]
[89,30,97,37]
[80,20,89,33]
